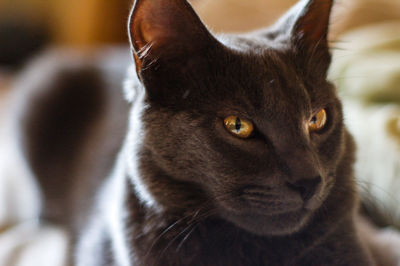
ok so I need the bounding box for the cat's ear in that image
[128,0,218,76]
[273,0,334,75]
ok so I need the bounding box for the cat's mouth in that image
[216,183,327,236]
[240,186,304,215]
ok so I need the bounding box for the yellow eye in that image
[309,109,327,132]
[224,116,254,139]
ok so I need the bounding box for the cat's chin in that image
[221,209,312,236]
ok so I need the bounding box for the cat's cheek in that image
[316,130,346,171]
[305,175,335,211]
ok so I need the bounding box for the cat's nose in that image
[286,176,322,202]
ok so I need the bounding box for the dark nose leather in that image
[286,176,321,202]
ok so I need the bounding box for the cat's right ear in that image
[128,0,218,77]
[269,0,334,77]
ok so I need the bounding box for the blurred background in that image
[0,0,399,97]
[0,0,399,265]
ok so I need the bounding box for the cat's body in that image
[10,0,400,265]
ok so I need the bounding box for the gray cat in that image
[12,0,400,265]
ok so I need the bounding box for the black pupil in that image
[311,116,317,124]
[235,117,241,133]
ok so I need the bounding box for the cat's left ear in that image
[128,0,219,77]
[273,0,334,75]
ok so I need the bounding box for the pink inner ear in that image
[295,0,332,44]
[130,0,158,52]
[129,0,219,77]
[130,0,184,52]
[130,0,215,50]
[140,21,153,44]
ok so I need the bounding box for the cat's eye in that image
[308,109,327,132]
[224,116,254,139]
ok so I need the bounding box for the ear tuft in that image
[128,0,217,75]
[129,0,169,52]
[292,0,333,50]
[270,0,334,75]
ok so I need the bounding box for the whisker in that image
[145,212,194,259]
[154,207,217,265]
[175,224,198,252]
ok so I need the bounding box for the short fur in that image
[13,0,399,265]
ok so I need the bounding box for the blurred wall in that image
[0,0,130,47]
[1,0,400,49]
[193,0,400,39]
[0,0,301,49]
[193,0,295,33]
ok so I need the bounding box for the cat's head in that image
[126,0,354,236]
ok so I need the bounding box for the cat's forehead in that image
[130,0,335,118]
[208,36,313,117]
[221,34,301,81]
